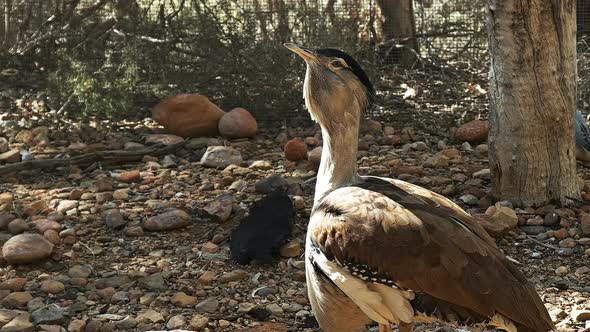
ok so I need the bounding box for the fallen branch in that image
[0,141,187,176]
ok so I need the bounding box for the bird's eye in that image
[331,60,344,69]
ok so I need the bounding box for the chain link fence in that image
[0,0,588,127]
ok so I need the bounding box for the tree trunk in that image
[375,0,419,67]
[486,0,579,207]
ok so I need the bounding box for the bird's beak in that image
[284,43,316,62]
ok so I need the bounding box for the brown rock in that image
[581,213,590,236]
[143,210,191,231]
[0,149,20,163]
[218,107,257,139]
[43,230,60,245]
[1,313,34,332]
[40,280,65,294]
[8,219,29,235]
[125,226,145,237]
[171,292,198,307]
[0,292,32,308]
[152,94,225,137]
[34,219,61,233]
[24,200,47,216]
[0,278,27,291]
[90,179,112,193]
[454,120,489,142]
[0,212,15,229]
[203,195,234,223]
[201,242,219,253]
[307,147,322,170]
[476,205,518,237]
[279,240,302,258]
[284,139,307,161]
[197,271,216,285]
[0,193,13,212]
[68,189,84,200]
[2,234,54,265]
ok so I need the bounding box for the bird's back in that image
[307,176,554,332]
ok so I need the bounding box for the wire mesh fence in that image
[0,0,588,127]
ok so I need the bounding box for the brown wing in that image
[309,177,554,331]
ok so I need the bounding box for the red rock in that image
[284,139,307,161]
[116,170,141,183]
[197,271,216,285]
[454,120,489,142]
[218,107,257,139]
[152,94,225,137]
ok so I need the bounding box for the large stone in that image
[454,120,489,142]
[143,210,191,231]
[152,94,225,137]
[2,234,53,265]
[284,139,307,161]
[218,107,258,139]
[200,146,242,168]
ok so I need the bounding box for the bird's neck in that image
[314,123,361,205]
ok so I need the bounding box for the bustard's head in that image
[285,43,374,127]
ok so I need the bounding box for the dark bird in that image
[285,43,555,332]
[230,189,294,265]
[575,111,590,161]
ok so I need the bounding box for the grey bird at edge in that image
[284,43,555,332]
[576,111,590,161]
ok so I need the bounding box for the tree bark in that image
[486,0,579,206]
[375,0,419,67]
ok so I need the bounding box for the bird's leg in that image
[378,324,392,332]
[399,322,414,332]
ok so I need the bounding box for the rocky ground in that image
[1,68,590,331]
[0,119,589,332]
